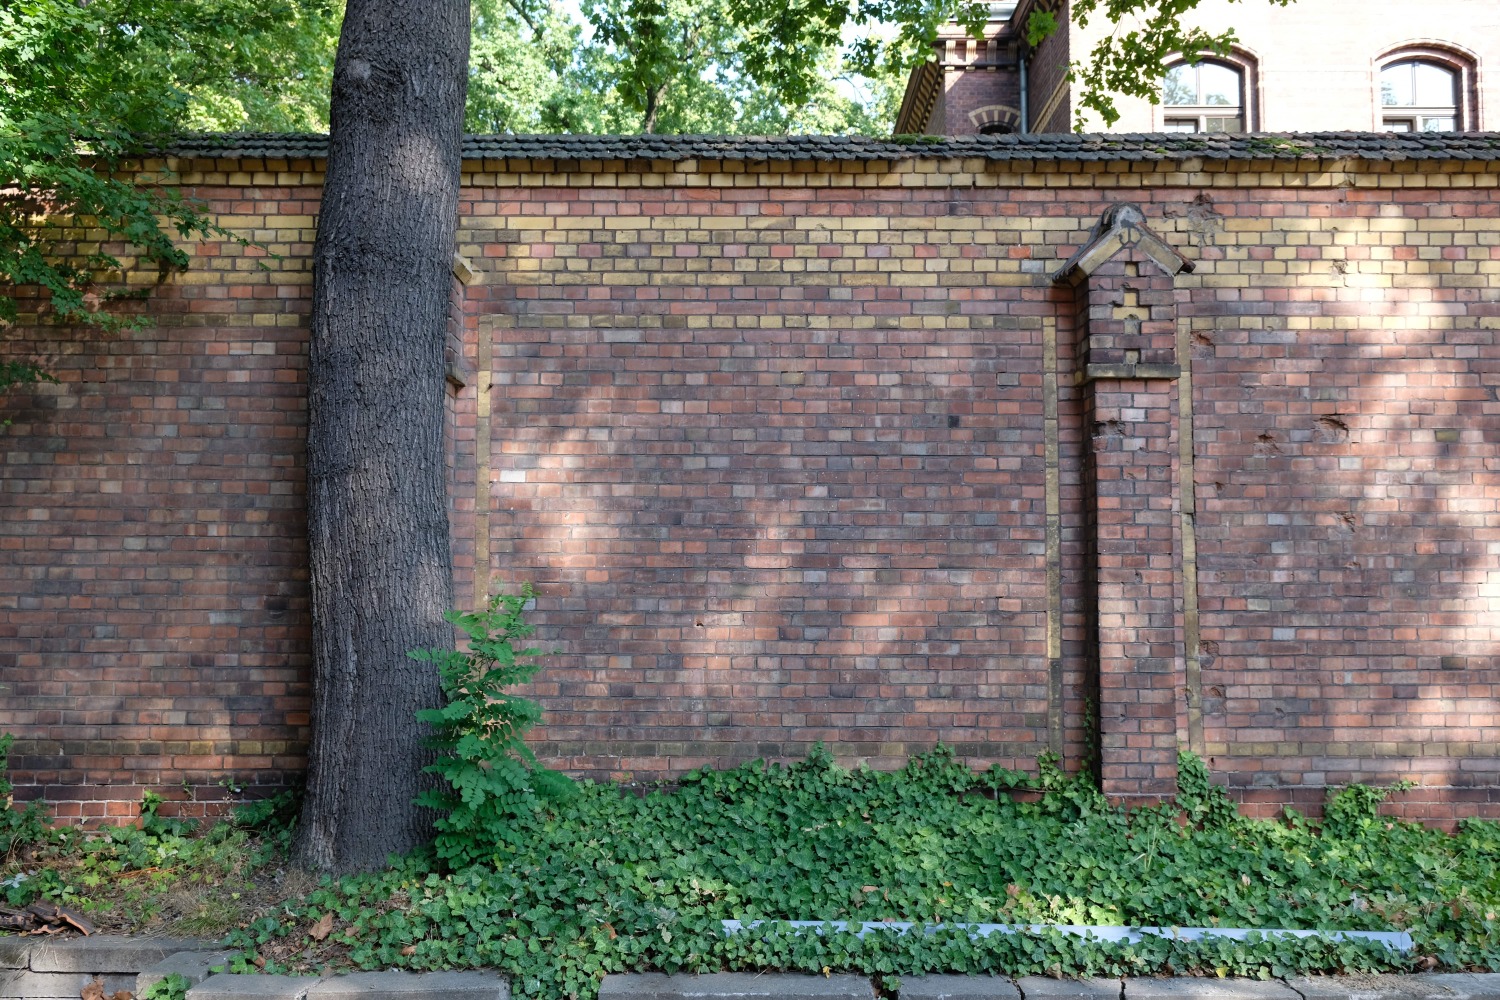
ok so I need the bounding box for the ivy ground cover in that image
[217,748,1500,999]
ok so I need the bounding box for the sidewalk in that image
[6,935,1498,1000]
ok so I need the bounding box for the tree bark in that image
[295,0,469,872]
[642,83,666,133]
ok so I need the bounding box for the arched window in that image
[1379,58,1460,131]
[1161,59,1245,133]
[969,104,1021,135]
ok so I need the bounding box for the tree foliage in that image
[0,0,341,396]
[1042,0,1295,129]
[463,0,908,135]
[548,0,903,135]
[466,0,588,133]
[0,0,1291,395]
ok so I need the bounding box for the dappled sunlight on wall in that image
[0,182,317,819]
[7,144,1498,820]
[1179,180,1500,818]
[461,178,1059,781]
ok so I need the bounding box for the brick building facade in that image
[3,132,1499,821]
[896,0,1500,136]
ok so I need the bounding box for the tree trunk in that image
[642,83,666,133]
[295,0,469,873]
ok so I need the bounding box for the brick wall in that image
[0,172,319,819]
[1023,0,1071,133]
[940,66,1023,136]
[3,150,1499,821]
[1180,182,1500,818]
[458,167,1057,779]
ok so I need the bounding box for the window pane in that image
[1163,64,1196,105]
[1163,118,1199,132]
[1199,63,1240,106]
[1204,116,1243,133]
[1381,63,1414,106]
[1420,116,1456,132]
[1383,118,1414,132]
[1414,62,1456,107]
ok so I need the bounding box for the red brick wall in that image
[458,177,1057,779]
[1024,0,1071,133]
[941,67,1023,136]
[4,153,1500,822]
[0,179,319,819]
[1182,184,1500,819]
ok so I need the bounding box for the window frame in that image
[1156,51,1258,134]
[1375,45,1476,133]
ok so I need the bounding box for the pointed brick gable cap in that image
[1051,203,1195,284]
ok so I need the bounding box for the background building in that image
[896,0,1500,135]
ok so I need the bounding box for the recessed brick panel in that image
[462,181,1056,779]
[1182,183,1500,819]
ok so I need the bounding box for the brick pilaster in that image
[1056,205,1193,802]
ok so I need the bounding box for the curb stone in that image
[898,976,1022,999]
[598,973,875,1000]
[1,970,137,999]
[1125,981,1299,1000]
[1,935,221,1000]
[0,941,28,972]
[5,939,1500,1000]
[137,951,239,994]
[27,938,210,974]
[305,971,510,1000]
[1287,976,1500,1000]
[188,972,512,1000]
[1017,979,1124,1000]
[188,974,323,1000]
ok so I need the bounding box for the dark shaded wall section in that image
[0,182,318,819]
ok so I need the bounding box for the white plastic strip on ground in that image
[719,920,1413,952]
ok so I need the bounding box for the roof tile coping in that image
[157,131,1500,165]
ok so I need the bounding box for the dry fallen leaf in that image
[110,991,134,1000]
[80,976,106,1000]
[399,945,417,957]
[308,912,335,941]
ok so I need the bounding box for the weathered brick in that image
[3,149,1500,823]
